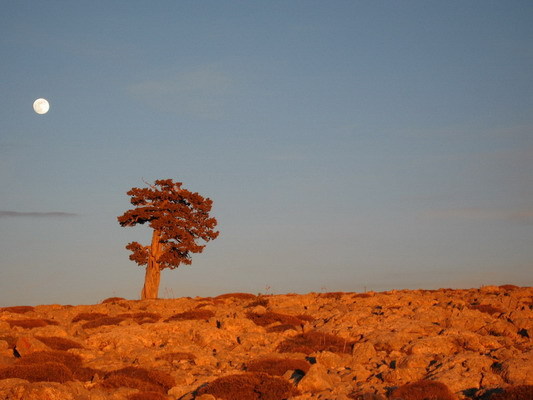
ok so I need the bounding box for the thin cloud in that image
[128,65,234,119]
[0,211,78,218]
[421,207,533,225]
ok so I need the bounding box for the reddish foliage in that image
[246,311,305,327]
[215,293,257,300]
[277,330,354,354]
[128,392,171,400]
[490,386,533,400]
[389,380,457,400]
[320,292,347,300]
[267,324,299,333]
[245,297,270,308]
[246,358,311,376]
[81,316,127,329]
[101,297,127,303]
[0,362,73,383]
[35,336,83,350]
[469,304,504,315]
[7,319,58,329]
[71,312,108,322]
[0,306,35,314]
[105,366,176,392]
[353,293,373,299]
[165,309,214,321]
[499,284,520,290]
[196,372,298,400]
[17,350,83,372]
[117,179,219,271]
[118,312,161,324]
[100,375,162,392]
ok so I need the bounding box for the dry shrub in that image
[469,304,504,315]
[246,311,305,327]
[215,292,257,300]
[35,336,83,350]
[246,297,270,308]
[296,314,314,323]
[156,352,196,362]
[105,367,176,393]
[165,309,214,322]
[101,297,127,303]
[118,312,161,324]
[349,392,385,400]
[17,350,83,372]
[246,358,311,376]
[277,330,354,354]
[1,306,35,314]
[72,366,101,382]
[320,292,346,300]
[353,293,373,299]
[128,392,171,400]
[0,362,73,383]
[490,385,533,400]
[100,375,162,392]
[72,312,108,323]
[389,380,456,400]
[499,284,520,291]
[196,372,298,400]
[7,318,58,329]
[81,316,126,329]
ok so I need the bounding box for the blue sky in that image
[1,1,532,306]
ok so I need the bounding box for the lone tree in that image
[118,179,219,299]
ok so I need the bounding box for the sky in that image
[1,1,532,306]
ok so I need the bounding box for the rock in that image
[500,352,533,384]
[14,336,50,357]
[352,342,377,363]
[298,364,334,393]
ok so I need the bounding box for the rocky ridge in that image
[0,286,531,400]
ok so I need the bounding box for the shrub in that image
[469,304,504,315]
[17,350,83,372]
[246,358,311,376]
[267,324,299,333]
[81,316,127,329]
[7,319,59,329]
[490,385,533,400]
[246,312,305,327]
[128,392,171,400]
[277,330,354,354]
[72,312,108,323]
[0,306,35,314]
[499,284,519,291]
[196,372,298,400]
[118,312,161,324]
[35,336,83,350]
[104,367,176,393]
[165,309,214,322]
[245,297,270,308]
[215,293,257,300]
[320,292,346,300]
[389,380,456,400]
[0,362,73,383]
[100,375,162,392]
[101,297,127,303]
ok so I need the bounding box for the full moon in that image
[33,98,50,114]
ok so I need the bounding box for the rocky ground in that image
[0,285,531,400]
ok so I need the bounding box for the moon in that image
[33,98,50,114]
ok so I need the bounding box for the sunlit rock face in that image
[0,286,531,399]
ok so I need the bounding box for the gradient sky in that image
[1,1,532,306]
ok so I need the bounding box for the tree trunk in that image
[141,229,162,300]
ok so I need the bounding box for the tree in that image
[117,179,219,299]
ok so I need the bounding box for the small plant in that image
[118,312,161,324]
[246,311,306,327]
[165,309,214,322]
[81,316,127,329]
[71,312,108,323]
[35,336,84,351]
[389,380,456,400]
[101,297,127,304]
[277,330,355,354]
[7,319,59,329]
[215,292,257,300]
[0,306,35,314]
[469,304,504,315]
[195,372,298,400]
[104,367,175,393]
[156,352,196,363]
[0,362,73,383]
[245,358,311,376]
